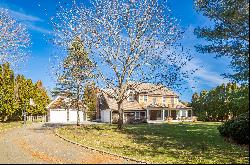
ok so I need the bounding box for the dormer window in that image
[128,92,134,102]
[143,95,148,102]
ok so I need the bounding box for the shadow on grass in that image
[117,123,248,163]
[57,123,249,164]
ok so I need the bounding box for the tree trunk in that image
[117,101,123,130]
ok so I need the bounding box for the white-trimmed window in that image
[153,97,157,104]
[162,96,166,104]
[143,95,148,102]
[171,97,175,104]
[135,112,140,119]
[128,92,134,102]
[140,112,146,118]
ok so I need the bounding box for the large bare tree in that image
[0,8,30,67]
[51,0,195,129]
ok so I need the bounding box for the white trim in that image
[46,96,65,109]
[50,108,66,111]
[143,95,148,102]
[135,112,140,119]
[162,95,166,104]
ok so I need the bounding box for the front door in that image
[171,110,177,120]
[150,110,162,120]
[150,111,157,120]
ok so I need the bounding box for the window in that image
[164,110,169,117]
[162,96,166,104]
[157,111,162,119]
[135,112,140,119]
[144,95,148,102]
[171,97,175,104]
[188,110,192,117]
[153,97,157,104]
[128,92,134,102]
[140,112,146,119]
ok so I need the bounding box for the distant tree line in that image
[0,63,50,122]
[191,83,249,121]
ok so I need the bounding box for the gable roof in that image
[99,82,191,111]
[46,96,86,109]
[127,82,177,96]
[101,93,144,111]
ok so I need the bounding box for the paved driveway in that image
[0,123,135,164]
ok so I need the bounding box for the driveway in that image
[0,123,135,164]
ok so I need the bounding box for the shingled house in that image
[96,82,193,123]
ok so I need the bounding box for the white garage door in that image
[68,109,84,122]
[50,109,67,123]
[101,110,111,123]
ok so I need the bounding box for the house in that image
[96,82,193,123]
[46,96,87,123]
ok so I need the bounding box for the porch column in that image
[123,112,125,123]
[147,109,149,122]
[110,110,112,123]
[162,110,165,121]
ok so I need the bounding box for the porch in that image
[146,108,193,123]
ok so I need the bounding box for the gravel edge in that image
[54,129,149,164]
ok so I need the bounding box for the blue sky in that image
[0,0,232,102]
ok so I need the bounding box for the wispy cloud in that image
[8,9,44,22]
[0,5,52,35]
[183,58,229,91]
[26,23,53,34]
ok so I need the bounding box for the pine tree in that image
[0,65,3,119]
[194,0,249,83]
[55,36,95,125]
[0,63,15,121]
[83,82,97,121]
[33,80,50,115]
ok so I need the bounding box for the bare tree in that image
[51,0,195,129]
[0,8,30,67]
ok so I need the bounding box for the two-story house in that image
[96,82,193,123]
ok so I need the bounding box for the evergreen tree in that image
[191,83,249,121]
[0,63,15,121]
[0,63,51,121]
[83,82,97,121]
[194,0,249,83]
[0,65,3,119]
[33,80,50,115]
[12,75,26,120]
[55,36,95,125]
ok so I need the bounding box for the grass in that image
[0,121,22,133]
[57,122,249,164]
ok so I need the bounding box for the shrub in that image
[218,112,249,144]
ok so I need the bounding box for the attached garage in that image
[47,96,86,123]
[49,109,67,123]
[101,109,111,123]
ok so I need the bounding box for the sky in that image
[0,0,232,102]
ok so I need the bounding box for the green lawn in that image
[0,121,22,133]
[57,122,249,164]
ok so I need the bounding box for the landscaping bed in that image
[56,122,249,164]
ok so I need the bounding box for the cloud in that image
[183,58,229,90]
[8,9,44,22]
[0,5,52,35]
[26,23,53,34]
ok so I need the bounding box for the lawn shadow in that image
[118,123,248,164]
